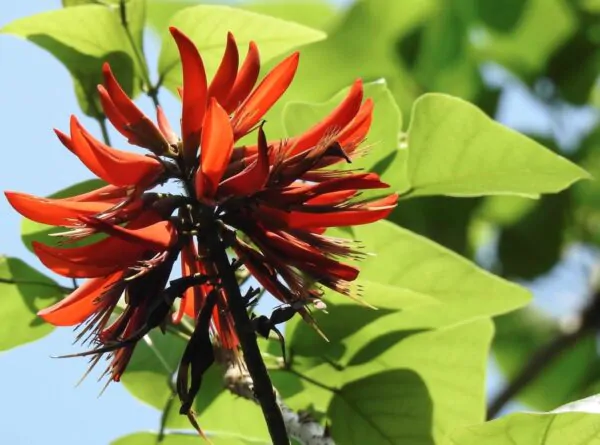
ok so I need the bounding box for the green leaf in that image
[493,307,599,411]
[474,0,577,76]
[112,432,268,445]
[20,179,106,252]
[157,5,326,94]
[334,220,530,316]
[404,94,590,198]
[498,193,569,279]
[243,0,339,31]
[444,406,600,445]
[288,318,494,445]
[0,257,64,350]
[474,0,528,32]
[402,4,483,100]
[1,2,145,117]
[283,80,409,193]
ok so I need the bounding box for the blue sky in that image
[1,1,599,445]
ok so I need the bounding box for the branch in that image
[223,358,335,445]
[487,290,600,419]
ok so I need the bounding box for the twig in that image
[97,117,112,146]
[487,291,600,419]
[206,228,290,445]
[223,358,335,445]
[118,0,161,109]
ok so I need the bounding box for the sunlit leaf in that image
[157,5,326,94]
[0,257,65,350]
[404,94,590,197]
[112,431,268,445]
[2,2,145,117]
[444,404,600,445]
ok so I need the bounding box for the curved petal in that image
[232,52,299,139]
[222,41,260,113]
[101,64,169,155]
[219,125,269,196]
[254,230,359,282]
[196,99,234,198]
[32,241,134,278]
[288,79,364,157]
[4,191,112,226]
[73,120,163,188]
[170,27,208,164]
[156,106,178,145]
[207,32,239,104]
[38,272,123,326]
[337,98,374,150]
[81,217,178,250]
[283,194,398,228]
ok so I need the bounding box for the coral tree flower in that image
[5,26,397,426]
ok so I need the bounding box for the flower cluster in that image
[5,27,397,423]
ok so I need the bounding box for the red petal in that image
[233,52,299,139]
[62,184,129,203]
[33,241,133,278]
[288,79,364,157]
[156,106,178,145]
[170,27,207,164]
[284,194,398,228]
[175,241,204,322]
[81,217,178,250]
[306,190,358,206]
[207,32,239,104]
[32,211,164,277]
[4,191,112,226]
[337,98,373,150]
[70,117,163,187]
[257,230,359,282]
[102,63,145,126]
[219,125,269,196]
[196,99,234,198]
[101,64,169,154]
[222,41,260,113]
[37,272,123,326]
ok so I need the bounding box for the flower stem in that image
[206,225,290,445]
[97,117,112,146]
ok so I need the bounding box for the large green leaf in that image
[444,403,600,445]
[2,2,145,117]
[283,80,409,192]
[0,257,65,350]
[20,179,106,252]
[493,307,600,411]
[112,432,268,445]
[474,0,576,77]
[157,5,326,94]
[62,0,146,52]
[404,94,590,198]
[330,220,530,316]
[287,318,494,445]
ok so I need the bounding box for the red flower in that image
[5,26,397,424]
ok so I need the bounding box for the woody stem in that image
[205,222,289,445]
